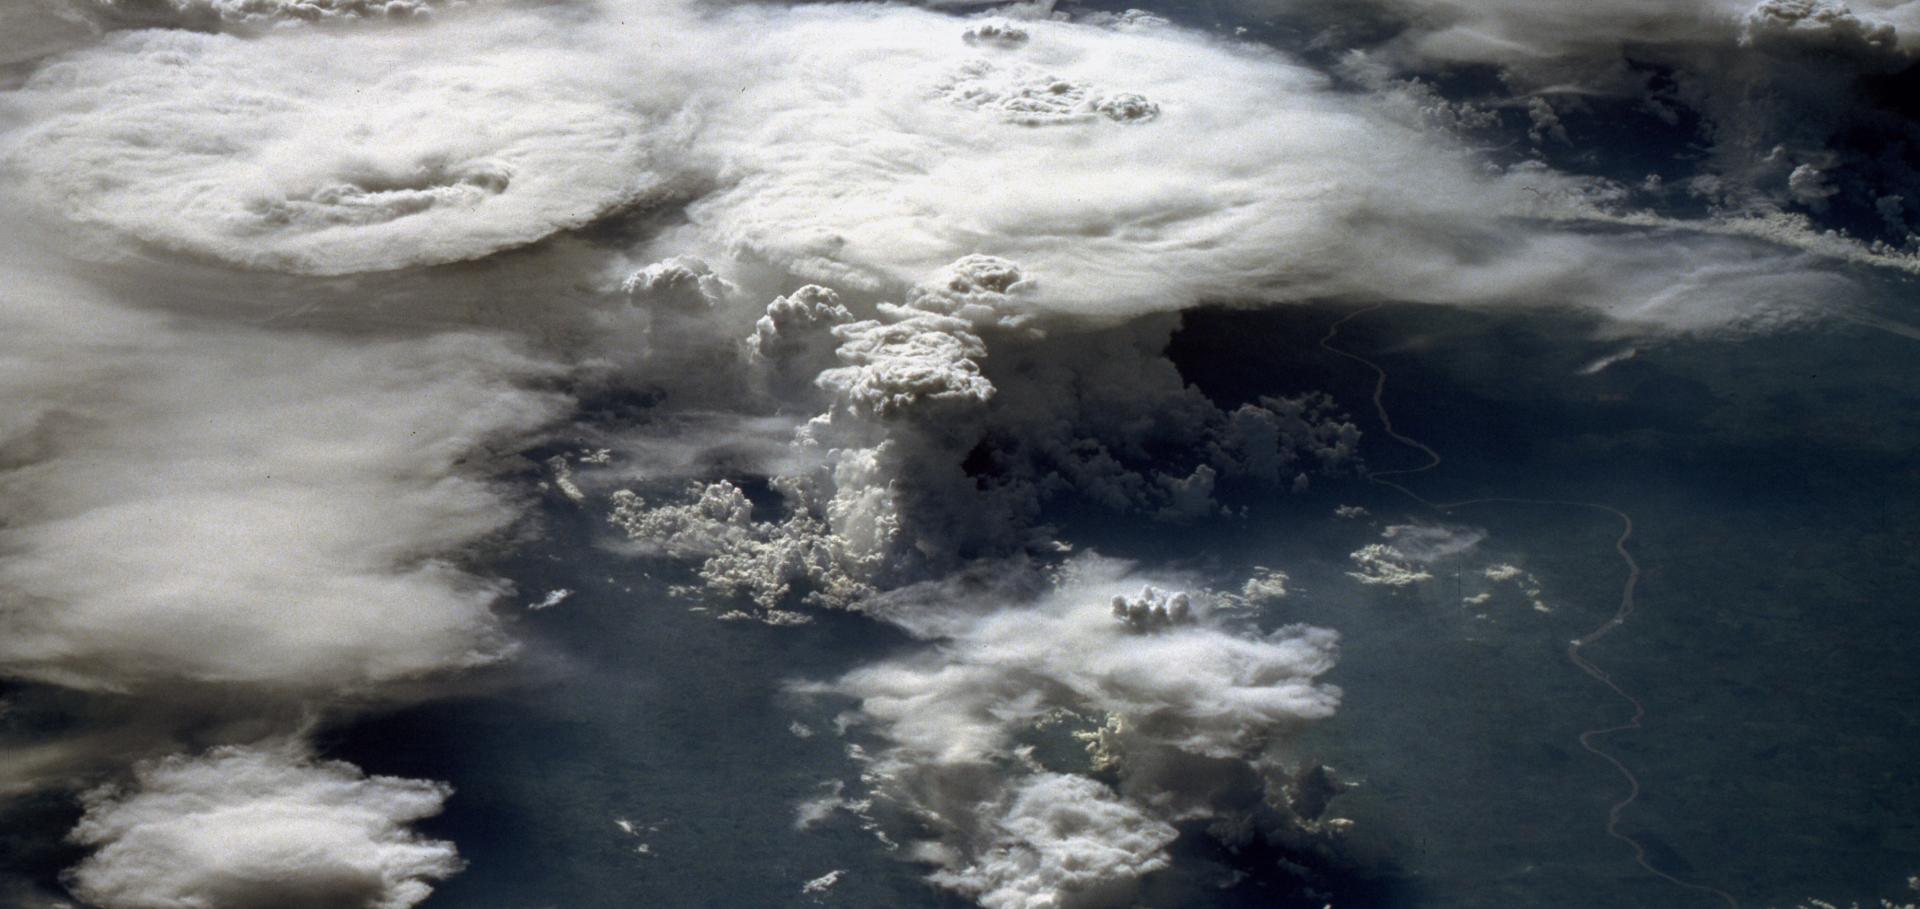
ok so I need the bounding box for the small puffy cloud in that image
[1483,563,1524,582]
[1346,543,1433,587]
[1109,585,1195,632]
[1476,562,1553,612]
[800,868,846,895]
[1237,567,1291,604]
[1788,162,1841,207]
[65,744,461,909]
[623,256,736,313]
[1381,522,1487,562]
[547,455,588,504]
[749,285,855,382]
[526,589,573,611]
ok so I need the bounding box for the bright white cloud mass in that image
[66,744,461,909]
[0,0,1913,905]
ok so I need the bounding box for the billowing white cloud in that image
[66,744,462,909]
[927,773,1179,909]
[798,556,1343,906]
[816,312,995,422]
[749,284,855,386]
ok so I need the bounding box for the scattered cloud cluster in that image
[1347,522,1486,587]
[1476,563,1553,613]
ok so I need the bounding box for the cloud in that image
[800,868,846,895]
[1250,0,1920,270]
[0,0,1909,903]
[2,13,676,275]
[815,312,996,422]
[682,5,1654,320]
[1381,522,1487,562]
[0,269,566,692]
[526,588,573,611]
[0,0,103,66]
[65,743,462,909]
[1346,522,1485,586]
[608,480,877,611]
[1744,0,1901,51]
[748,284,855,390]
[1346,544,1433,587]
[929,58,1162,126]
[609,257,1363,616]
[927,773,1179,909]
[797,556,1342,905]
[8,0,1898,334]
